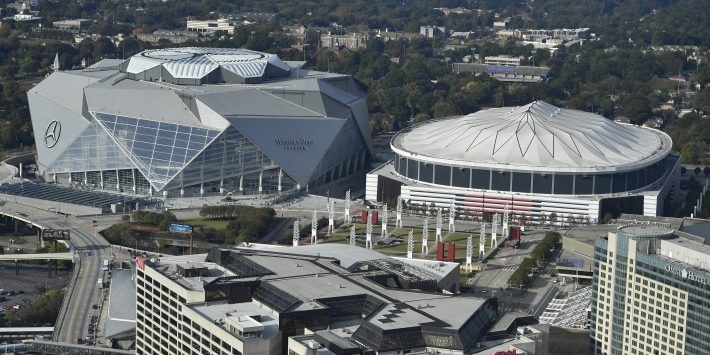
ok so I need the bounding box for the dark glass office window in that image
[512,172,531,193]
[595,174,611,194]
[575,175,593,195]
[419,163,433,183]
[491,171,511,191]
[406,159,418,180]
[396,156,406,176]
[533,173,552,194]
[452,167,470,188]
[554,174,574,194]
[434,165,451,186]
[638,168,647,188]
[471,169,490,189]
[612,173,626,193]
[627,170,638,190]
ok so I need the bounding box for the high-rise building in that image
[591,224,710,355]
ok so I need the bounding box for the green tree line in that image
[507,231,561,287]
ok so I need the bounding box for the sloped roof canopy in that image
[393,101,672,173]
[120,47,290,85]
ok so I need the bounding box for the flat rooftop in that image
[148,243,491,344]
[192,301,280,340]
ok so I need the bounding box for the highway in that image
[0,201,109,345]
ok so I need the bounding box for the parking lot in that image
[0,263,70,320]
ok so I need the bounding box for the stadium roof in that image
[392,101,673,173]
[122,47,291,83]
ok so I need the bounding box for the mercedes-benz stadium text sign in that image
[275,138,315,151]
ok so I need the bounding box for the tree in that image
[432,101,457,118]
[619,93,651,124]
[602,212,614,224]
[549,212,558,225]
[412,113,430,124]
[680,141,705,165]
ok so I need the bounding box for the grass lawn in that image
[179,218,230,231]
[320,223,488,261]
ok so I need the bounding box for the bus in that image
[102,259,109,271]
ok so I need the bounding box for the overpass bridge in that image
[0,252,74,261]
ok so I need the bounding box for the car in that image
[23,298,32,304]
[77,338,84,344]
[481,289,489,294]
[11,304,21,310]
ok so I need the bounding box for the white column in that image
[380,203,388,238]
[116,169,120,190]
[407,230,414,259]
[311,210,317,244]
[365,211,373,249]
[99,170,104,190]
[502,204,510,238]
[349,225,357,246]
[491,213,499,248]
[292,219,300,247]
[395,196,403,228]
[465,235,473,272]
[277,169,283,192]
[258,171,263,194]
[448,200,455,232]
[239,175,244,192]
[327,200,335,235]
[421,217,429,255]
[435,208,443,242]
[344,189,351,224]
[479,222,486,258]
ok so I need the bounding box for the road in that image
[0,201,109,344]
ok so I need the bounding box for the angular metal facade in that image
[28,49,372,197]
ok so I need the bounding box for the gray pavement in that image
[0,201,109,345]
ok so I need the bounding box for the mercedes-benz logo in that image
[44,120,61,148]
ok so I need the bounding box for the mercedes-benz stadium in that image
[28,47,372,197]
[366,101,680,222]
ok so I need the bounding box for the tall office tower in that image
[591,224,710,355]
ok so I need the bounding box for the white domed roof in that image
[123,47,290,82]
[392,101,672,173]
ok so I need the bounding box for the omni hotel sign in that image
[275,138,316,151]
[666,264,707,285]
